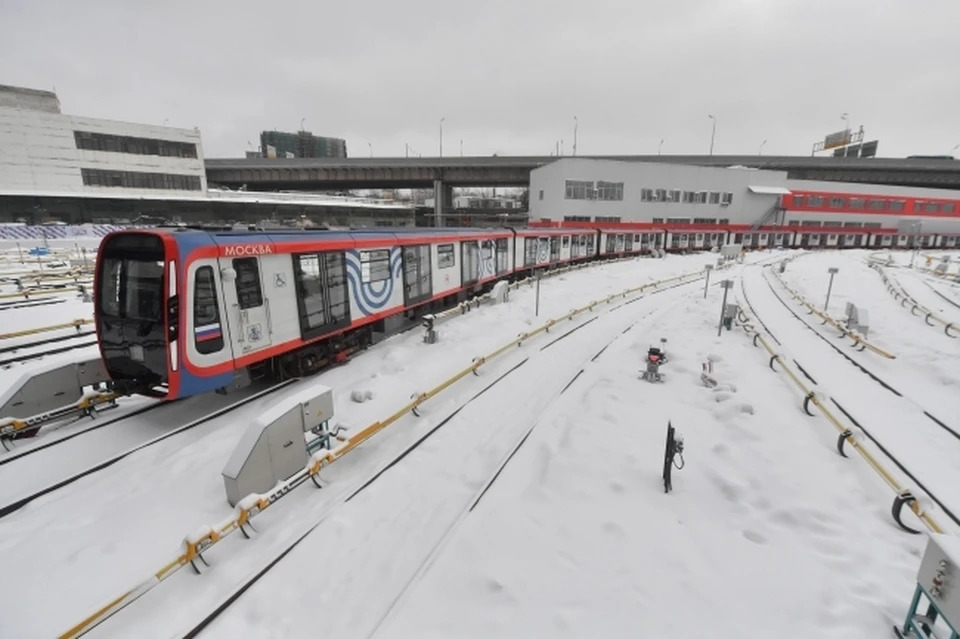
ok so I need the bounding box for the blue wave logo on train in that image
[345,248,403,316]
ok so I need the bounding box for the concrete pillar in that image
[433,180,453,227]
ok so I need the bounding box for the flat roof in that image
[0,188,414,211]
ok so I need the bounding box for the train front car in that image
[95,230,179,399]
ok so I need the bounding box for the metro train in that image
[94,222,956,402]
[94,225,644,401]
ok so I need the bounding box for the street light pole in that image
[708,115,716,156]
[573,116,578,156]
[824,267,839,312]
[659,139,664,155]
[439,117,445,158]
[759,139,767,156]
[717,280,733,336]
[703,264,713,299]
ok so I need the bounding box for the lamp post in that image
[708,115,716,156]
[439,117,445,158]
[659,139,664,155]
[717,280,733,336]
[759,139,767,156]
[460,139,463,157]
[368,142,372,158]
[824,267,839,312]
[573,116,578,156]
[841,113,849,133]
[703,264,713,299]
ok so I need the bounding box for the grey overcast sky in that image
[1,0,958,159]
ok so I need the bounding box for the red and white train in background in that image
[533,187,960,251]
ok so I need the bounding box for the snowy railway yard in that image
[1,246,960,638]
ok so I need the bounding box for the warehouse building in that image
[528,158,960,235]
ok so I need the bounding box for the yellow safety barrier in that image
[59,263,725,639]
[769,267,896,359]
[733,298,943,535]
[0,319,93,341]
[0,286,87,301]
[870,264,957,338]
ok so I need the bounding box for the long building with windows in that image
[529,158,960,240]
[0,85,409,227]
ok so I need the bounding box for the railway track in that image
[78,273,705,639]
[740,266,960,531]
[0,330,98,368]
[0,380,297,520]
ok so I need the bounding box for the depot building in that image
[528,158,960,237]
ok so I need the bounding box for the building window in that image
[926,202,939,212]
[788,220,800,227]
[802,220,822,227]
[807,196,824,207]
[563,215,591,222]
[693,218,717,225]
[942,203,956,213]
[360,249,391,283]
[80,168,202,191]
[682,191,694,203]
[849,198,865,209]
[829,197,846,208]
[653,188,666,202]
[564,180,594,200]
[888,200,905,211]
[868,199,885,210]
[671,189,681,202]
[641,188,653,202]
[914,201,925,211]
[595,216,621,223]
[437,243,455,269]
[708,192,720,204]
[74,131,198,158]
[666,218,691,225]
[538,189,544,201]
[596,181,624,201]
[863,222,882,228]
[652,218,664,224]
[843,222,862,228]
[792,195,804,208]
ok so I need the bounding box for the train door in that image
[550,236,560,262]
[402,244,432,306]
[220,256,273,357]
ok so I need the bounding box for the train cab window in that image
[943,203,956,213]
[437,244,456,268]
[360,250,391,283]
[193,266,223,354]
[232,258,263,310]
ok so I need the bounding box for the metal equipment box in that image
[221,385,335,507]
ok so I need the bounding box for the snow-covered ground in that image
[0,247,955,639]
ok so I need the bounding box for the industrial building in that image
[0,85,406,226]
[259,130,347,159]
[528,158,960,236]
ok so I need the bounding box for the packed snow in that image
[0,244,956,639]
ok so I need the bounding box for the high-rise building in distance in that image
[260,130,347,159]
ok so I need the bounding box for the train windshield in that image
[96,233,169,393]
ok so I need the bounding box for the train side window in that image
[232,257,263,309]
[437,244,456,269]
[462,242,480,284]
[193,266,223,354]
[295,253,326,329]
[360,250,391,283]
[495,238,509,274]
[524,238,538,266]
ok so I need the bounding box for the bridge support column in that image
[433,180,453,227]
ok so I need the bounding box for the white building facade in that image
[0,100,207,198]
[528,158,960,235]
[529,158,790,227]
